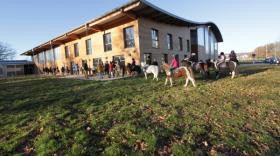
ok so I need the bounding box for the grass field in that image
[0,65,279,155]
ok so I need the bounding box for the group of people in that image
[42,66,60,75]
[93,60,125,79]
[42,50,239,79]
[217,50,239,65]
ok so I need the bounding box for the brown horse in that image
[161,63,196,88]
[181,60,209,79]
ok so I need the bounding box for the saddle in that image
[217,61,231,68]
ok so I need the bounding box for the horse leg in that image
[231,70,235,79]
[190,76,196,87]
[215,70,219,79]
[155,73,159,81]
[170,77,173,87]
[184,78,189,87]
[145,72,147,80]
[165,77,168,86]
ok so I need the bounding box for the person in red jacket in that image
[170,55,179,73]
[109,61,113,78]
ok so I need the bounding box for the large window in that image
[103,33,112,52]
[86,39,92,55]
[0,68,3,75]
[54,47,60,61]
[167,34,173,50]
[45,49,54,63]
[38,51,45,64]
[124,26,135,48]
[179,37,183,51]
[205,27,210,57]
[197,27,205,49]
[151,29,159,48]
[187,40,190,52]
[65,46,70,58]
[74,43,79,57]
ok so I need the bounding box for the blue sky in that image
[0,0,280,59]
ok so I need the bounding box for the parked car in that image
[264,57,279,64]
[270,56,279,64]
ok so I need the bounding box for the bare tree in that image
[0,42,16,60]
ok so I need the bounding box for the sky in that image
[0,0,280,59]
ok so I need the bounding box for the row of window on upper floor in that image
[151,28,190,52]
[36,26,191,63]
[64,26,135,58]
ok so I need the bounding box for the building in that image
[21,0,223,73]
[0,60,35,78]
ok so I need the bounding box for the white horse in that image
[214,60,238,79]
[141,62,159,81]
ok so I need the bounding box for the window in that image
[0,68,3,75]
[74,43,79,57]
[151,29,159,48]
[167,34,173,50]
[124,26,135,48]
[7,65,14,68]
[163,54,168,63]
[54,47,60,61]
[103,33,112,52]
[65,46,70,58]
[187,40,190,52]
[45,49,54,63]
[86,39,92,55]
[39,51,45,64]
[179,37,183,51]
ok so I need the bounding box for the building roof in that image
[0,60,33,65]
[22,0,223,56]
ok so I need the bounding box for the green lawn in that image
[0,65,279,155]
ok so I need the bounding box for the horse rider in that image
[131,58,136,70]
[170,55,179,74]
[152,59,158,66]
[229,50,239,65]
[189,53,197,62]
[217,52,226,67]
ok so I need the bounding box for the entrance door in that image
[144,53,152,65]
[70,61,74,74]
[113,55,125,66]
[190,29,198,62]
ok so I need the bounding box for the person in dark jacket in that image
[151,59,158,66]
[229,50,239,65]
[83,62,89,79]
[104,61,109,77]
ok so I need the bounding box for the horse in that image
[126,63,142,76]
[141,62,159,81]
[181,59,209,79]
[206,60,238,79]
[160,62,196,88]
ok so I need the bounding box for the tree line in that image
[254,41,280,59]
[0,41,16,60]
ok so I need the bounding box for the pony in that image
[181,59,209,79]
[126,63,142,76]
[160,62,196,88]
[205,59,238,79]
[141,62,159,81]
